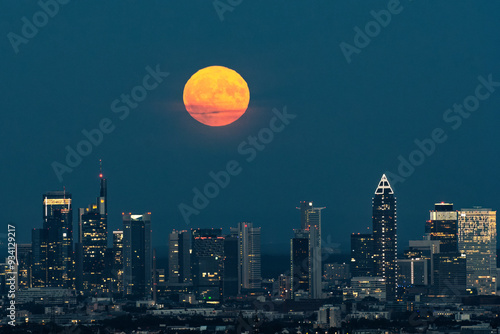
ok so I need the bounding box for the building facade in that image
[298,201,324,299]
[32,191,74,288]
[191,228,225,302]
[350,233,374,277]
[372,174,397,301]
[458,207,497,295]
[230,222,262,293]
[123,213,152,298]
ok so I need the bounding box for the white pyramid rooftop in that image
[375,174,394,195]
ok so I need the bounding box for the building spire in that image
[99,159,107,199]
[374,174,394,195]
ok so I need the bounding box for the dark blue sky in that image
[1,1,499,254]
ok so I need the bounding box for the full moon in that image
[183,66,250,127]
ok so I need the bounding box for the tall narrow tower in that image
[123,213,152,298]
[230,222,262,293]
[77,161,108,294]
[42,190,73,288]
[297,201,324,299]
[372,174,397,301]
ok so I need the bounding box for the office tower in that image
[230,222,262,293]
[426,203,458,253]
[423,203,466,297]
[31,228,48,287]
[168,230,192,284]
[433,253,467,298]
[291,229,309,299]
[298,201,324,299]
[223,235,239,299]
[123,213,152,298]
[350,233,373,277]
[112,230,124,293]
[168,232,180,283]
[459,207,497,295]
[77,166,108,294]
[372,174,397,301]
[16,244,32,289]
[41,191,73,288]
[191,228,225,302]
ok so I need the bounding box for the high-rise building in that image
[423,203,466,297]
[432,253,467,298]
[191,228,224,302]
[230,222,262,293]
[297,201,324,299]
[168,231,180,283]
[458,207,497,295]
[16,244,32,289]
[426,203,458,253]
[350,233,373,277]
[168,230,192,284]
[77,166,108,294]
[39,190,73,288]
[291,229,309,300]
[223,235,239,299]
[31,228,48,288]
[111,230,124,293]
[123,213,152,298]
[372,174,397,301]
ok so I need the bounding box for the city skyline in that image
[3,166,499,255]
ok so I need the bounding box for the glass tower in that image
[459,207,497,295]
[372,174,397,301]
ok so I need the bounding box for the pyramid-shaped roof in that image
[375,174,394,195]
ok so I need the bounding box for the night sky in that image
[2,1,500,254]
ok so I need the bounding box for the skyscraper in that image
[230,222,262,293]
[291,229,309,300]
[77,166,108,294]
[31,228,48,287]
[372,174,397,301]
[111,230,124,293]
[424,203,466,297]
[459,207,497,295]
[168,230,192,284]
[432,253,466,298]
[297,201,324,299]
[123,213,152,298]
[350,233,373,277]
[191,228,224,302]
[426,203,458,253]
[223,234,239,299]
[16,244,32,289]
[168,231,180,283]
[41,190,74,288]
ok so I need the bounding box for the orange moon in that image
[183,66,250,127]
